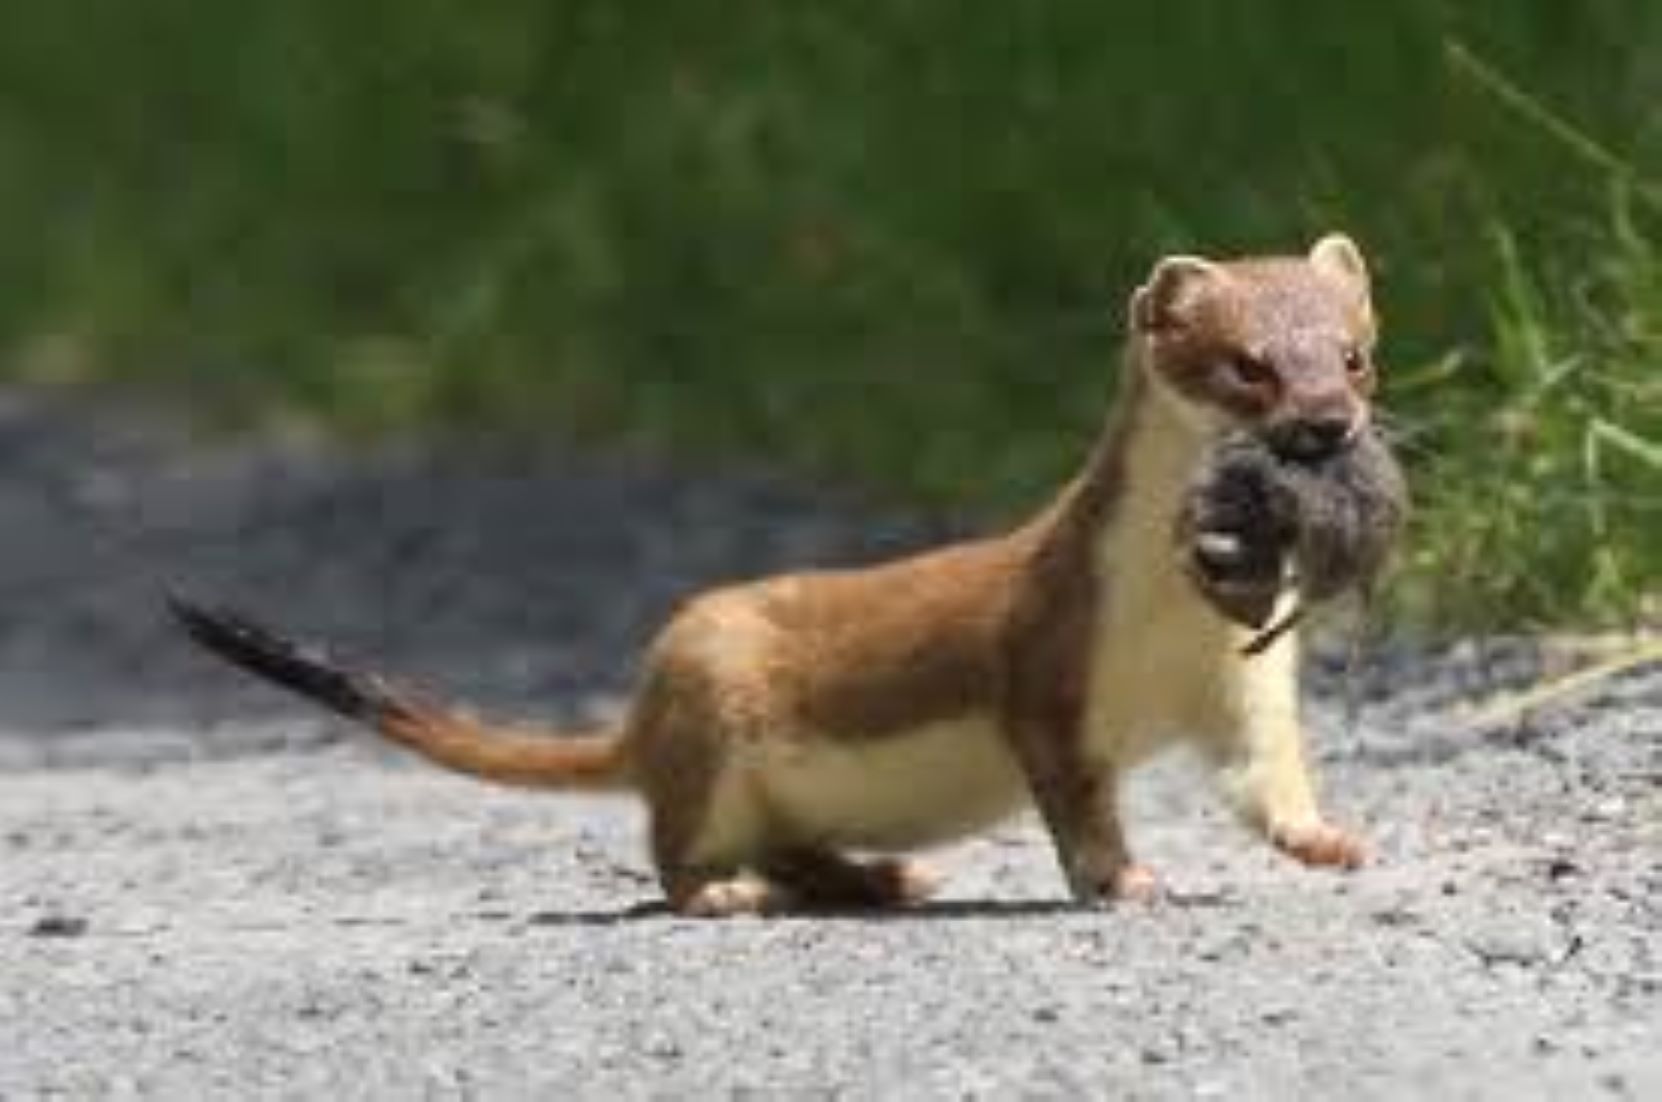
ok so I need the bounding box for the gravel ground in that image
[0,389,1657,1099]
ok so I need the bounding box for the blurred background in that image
[0,1,1657,632]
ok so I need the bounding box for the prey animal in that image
[172,234,1406,916]
[1178,426,1406,653]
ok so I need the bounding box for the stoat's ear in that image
[1308,233,1370,300]
[1130,255,1226,334]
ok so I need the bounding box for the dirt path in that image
[0,391,1656,1098]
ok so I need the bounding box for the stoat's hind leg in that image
[761,848,939,910]
[633,697,782,916]
[652,795,787,917]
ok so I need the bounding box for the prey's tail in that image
[167,594,630,791]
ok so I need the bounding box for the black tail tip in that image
[164,588,396,722]
[163,586,217,636]
[164,588,278,658]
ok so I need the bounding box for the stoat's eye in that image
[1343,347,1369,377]
[1228,354,1276,390]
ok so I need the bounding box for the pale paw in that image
[1110,863,1163,902]
[677,876,783,918]
[870,858,941,906]
[1272,821,1367,869]
[1069,862,1162,907]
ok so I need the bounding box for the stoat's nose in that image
[1267,415,1354,464]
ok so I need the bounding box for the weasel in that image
[172,234,1393,916]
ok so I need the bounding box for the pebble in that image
[27,914,89,938]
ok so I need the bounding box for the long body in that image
[175,234,1383,915]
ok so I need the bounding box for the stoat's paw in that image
[1070,862,1162,907]
[869,858,942,906]
[678,876,783,917]
[1110,863,1163,902]
[1272,821,1367,869]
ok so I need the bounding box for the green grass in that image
[0,2,1658,631]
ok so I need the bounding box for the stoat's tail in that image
[168,595,630,790]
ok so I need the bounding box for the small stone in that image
[1582,798,1626,824]
[1467,921,1556,968]
[1544,856,1580,881]
[646,1037,682,1061]
[27,914,88,938]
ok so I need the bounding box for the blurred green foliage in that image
[0,2,1658,629]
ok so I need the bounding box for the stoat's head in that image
[1129,234,1379,463]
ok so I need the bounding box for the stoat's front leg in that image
[1203,638,1366,870]
[1005,710,1159,905]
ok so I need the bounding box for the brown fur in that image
[172,234,1395,915]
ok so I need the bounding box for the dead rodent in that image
[1177,427,1407,648]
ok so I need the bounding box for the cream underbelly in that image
[695,713,1030,861]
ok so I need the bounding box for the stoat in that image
[173,234,1393,916]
